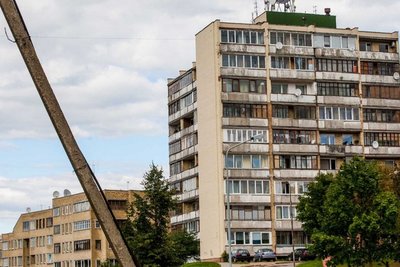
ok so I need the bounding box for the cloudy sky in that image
[0,0,399,233]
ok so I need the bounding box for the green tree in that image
[297,157,400,267]
[123,163,199,267]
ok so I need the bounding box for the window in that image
[379,43,389,52]
[276,205,296,219]
[319,106,359,121]
[275,181,293,194]
[73,220,91,231]
[341,36,349,48]
[227,180,269,195]
[363,85,400,99]
[273,130,316,144]
[75,260,91,267]
[360,41,372,51]
[320,158,336,170]
[108,200,127,210]
[317,58,357,73]
[324,36,331,47]
[252,232,271,245]
[73,201,90,213]
[46,217,53,227]
[361,61,395,75]
[317,82,357,96]
[276,231,309,245]
[271,56,289,69]
[223,103,267,118]
[74,240,90,251]
[225,154,268,169]
[222,54,265,68]
[95,240,101,250]
[221,29,264,44]
[271,83,288,94]
[270,31,312,46]
[320,134,335,145]
[342,135,354,145]
[222,78,266,94]
[363,109,400,123]
[364,132,400,147]
[53,207,60,217]
[224,129,267,143]
[54,225,60,235]
[54,243,61,254]
[276,155,317,169]
[23,221,29,231]
[272,105,288,118]
[228,205,270,221]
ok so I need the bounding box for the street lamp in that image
[225,133,264,267]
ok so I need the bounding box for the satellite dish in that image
[64,189,71,196]
[53,191,60,198]
[372,141,379,149]
[276,41,283,50]
[26,207,31,213]
[294,88,302,97]
[393,72,400,80]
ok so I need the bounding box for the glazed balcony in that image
[359,51,399,62]
[220,43,266,54]
[315,48,358,58]
[316,72,359,81]
[221,67,267,78]
[269,45,314,56]
[222,117,268,127]
[272,144,318,153]
[269,69,315,80]
[271,93,316,104]
[363,122,400,131]
[272,118,317,128]
[221,92,267,103]
[318,120,361,130]
[317,96,360,105]
[274,169,319,178]
[364,146,400,155]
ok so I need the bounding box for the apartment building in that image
[167,9,400,261]
[1,190,140,267]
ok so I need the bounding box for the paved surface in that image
[219,261,297,267]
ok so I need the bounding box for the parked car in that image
[231,249,251,262]
[253,248,277,262]
[288,248,316,261]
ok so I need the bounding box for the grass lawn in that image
[182,263,220,267]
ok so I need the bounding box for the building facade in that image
[167,10,400,261]
[1,190,140,267]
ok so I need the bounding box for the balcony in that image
[269,45,314,56]
[274,194,301,204]
[274,169,319,178]
[272,144,318,153]
[275,220,303,230]
[176,189,199,202]
[361,74,400,84]
[319,145,345,155]
[223,143,269,154]
[168,81,197,102]
[221,67,267,78]
[364,146,400,155]
[362,98,400,108]
[363,122,400,131]
[272,118,317,128]
[269,69,315,80]
[318,120,361,130]
[171,210,199,224]
[228,194,271,204]
[315,48,358,58]
[221,92,267,103]
[227,220,272,230]
[222,117,268,127]
[315,72,359,81]
[320,170,338,175]
[169,124,197,143]
[345,145,363,154]
[317,96,360,105]
[220,43,266,54]
[168,166,198,183]
[359,51,399,62]
[227,169,270,178]
[271,93,316,104]
[169,145,198,162]
[168,102,197,122]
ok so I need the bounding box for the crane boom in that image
[0,1,140,266]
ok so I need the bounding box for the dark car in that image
[253,248,277,262]
[288,248,316,261]
[231,249,251,262]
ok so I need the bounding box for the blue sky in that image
[1,0,399,233]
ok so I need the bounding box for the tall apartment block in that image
[1,190,140,267]
[167,8,400,261]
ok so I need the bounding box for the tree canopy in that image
[123,163,199,267]
[297,157,400,267]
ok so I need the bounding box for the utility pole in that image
[0,1,140,266]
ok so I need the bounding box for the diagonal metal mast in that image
[0,1,140,266]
